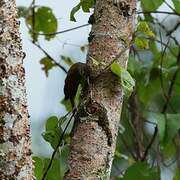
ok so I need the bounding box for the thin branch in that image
[146,37,177,57]
[41,110,76,180]
[166,20,180,36]
[56,37,84,48]
[162,50,180,113]
[159,31,174,111]
[141,126,158,161]
[144,120,157,126]
[32,42,67,74]
[131,46,143,62]
[32,0,36,43]
[137,11,180,16]
[120,134,137,160]
[158,32,175,112]
[31,23,90,36]
[164,1,176,13]
[128,90,145,160]
[153,18,179,46]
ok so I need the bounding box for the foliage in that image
[17,0,180,179]
[70,0,95,21]
[119,162,159,180]
[40,57,57,77]
[26,6,58,41]
[111,63,135,96]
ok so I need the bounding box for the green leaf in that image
[161,142,176,159]
[59,145,70,178]
[136,21,155,38]
[165,114,180,142]
[121,69,135,96]
[42,130,61,150]
[81,0,95,12]
[40,57,56,77]
[141,0,164,11]
[70,0,95,21]
[61,56,75,66]
[111,63,122,77]
[61,98,72,112]
[172,0,180,13]
[145,30,155,38]
[26,6,57,41]
[43,158,61,180]
[42,116,63,149]
[135,37,149,49]
[46,116,59,131]
[111,63,135,96]
[70,3,81,21]
[121,162,159,180]
[33,157,44,180]
[173,169,180,180]
[137,21,149,33]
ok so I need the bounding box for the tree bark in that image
[65,0,136,179]
[0,0,34,179]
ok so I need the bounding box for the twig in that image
[153,18,179,46]
[121,134,137,160]
[146,37,177,57]
[32,0,36,43]
[128,90,144,160]
[32,41,67,74]
[159,31,174,111]
[164,1,176,13]
[166,20,180,36]
[158,32,175,112]
[162,50,180,113]
[137,11,180,16]
[31,24,90,36]
[41,110,76,180]
[141,126,158,161]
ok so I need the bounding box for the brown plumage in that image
[64,62,89,108]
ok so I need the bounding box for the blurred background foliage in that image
[17,0,180,179]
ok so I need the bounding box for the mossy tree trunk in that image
[0,0,34,179]
[65,0,136,179]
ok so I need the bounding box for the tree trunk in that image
[0,0,34,179]
[65,0,136,179]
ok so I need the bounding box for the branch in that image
[146,37,177,57]
[128,90,144,160]
[32,0,36,43]
[152,18,179,46]
[158,33,175,112]
[141,126,158,161]
[31,23,90,36]
[137,11,180,16]
[162,50,180,113]
[120,134,137,160]
[164,1,176,13]
[166,20,180,36]
[41,110,76,180]
[32,42,67,74]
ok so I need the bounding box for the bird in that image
[64,62,90,108]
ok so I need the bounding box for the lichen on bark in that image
[0,0,34,179]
